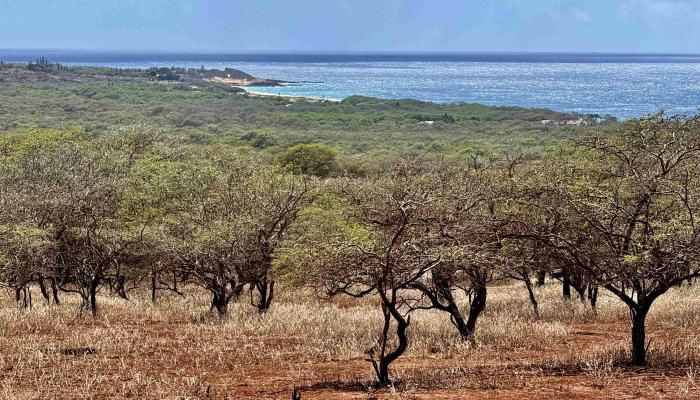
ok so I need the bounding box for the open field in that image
[2,283,699,399]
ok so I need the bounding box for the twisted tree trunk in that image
[465,284,487,336]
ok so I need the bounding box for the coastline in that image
[242,87,342,103]
[0,58,673,118]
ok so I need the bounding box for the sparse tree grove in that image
[0,113,699,384]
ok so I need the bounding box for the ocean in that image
[2,50,700,119]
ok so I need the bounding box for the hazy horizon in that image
[4,49,700,55]
[2,0,699,53]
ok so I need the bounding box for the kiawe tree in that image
[162,151,312,316]
[122,153,189,304]
[0,227,54,308]
[238,167,313,312]
[0,127,162,316]
[161,153,255,317]
[496,158,579,318]
[300,160,440,385]
[553,114,700,365]
[404,162,500,341]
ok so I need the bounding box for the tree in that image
[300,160,440,384]
[404,162,500,341]
[279,143,338,177]
[0,227,54,308]
[237,167,313,312]
[240,130,279,149]
[495,158,571,318]
[160,153,254,317]
[161,151,312,316]
[0,127,161,316]
[120,145,192,304]
[549,114,700,365]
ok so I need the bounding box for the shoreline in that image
[242,88,342,103]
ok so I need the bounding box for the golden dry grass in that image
[0,282,698,399]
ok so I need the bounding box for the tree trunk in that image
[524,278,540,319]
[151,271,157,304]
[562,270,571,300]
[25,287,32,309]
[377,303,410,385]
[447,306,472,342]
[254,279,274,313]
[588,285,598,310]
[50,278,60,305]
[16,287,31,309]
[631,306,649,365]
[465,283,487,336]
[89,280,99,317]
[38,278,50,302]
[574,283,586,302]
[417,277,473,342]
[211,290,229,317]
[536,269,546,286]
[113,276,129,300]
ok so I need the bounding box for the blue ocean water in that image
[1,50,699,119]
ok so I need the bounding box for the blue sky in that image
[1,0,699,52]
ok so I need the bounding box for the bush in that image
[278,143,338,177]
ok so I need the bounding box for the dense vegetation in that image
[1,112,698,385]
[0,62,615,167]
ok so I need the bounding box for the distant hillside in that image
[0,59,282,87]
[201,67,255,80]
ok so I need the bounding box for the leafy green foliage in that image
[278,143,338,177]
[0,68,609,161]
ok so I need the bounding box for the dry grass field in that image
[1,282,699,399]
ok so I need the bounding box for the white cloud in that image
[616,0,700,45]
[618,0,700,22]
[571,8,594,24]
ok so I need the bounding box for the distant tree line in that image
[146,67,181,81]
[27,57,67,72]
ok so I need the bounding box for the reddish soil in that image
[164,323,695,399]
[1,303,696,399]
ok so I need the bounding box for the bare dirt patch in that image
[0,284,698,399]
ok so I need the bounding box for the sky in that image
[1,0,699,53]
